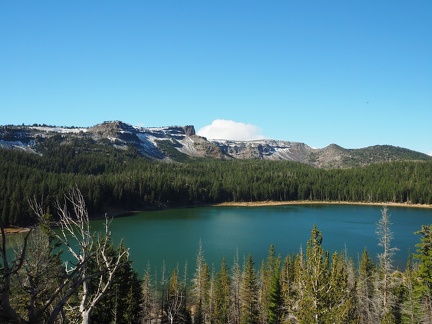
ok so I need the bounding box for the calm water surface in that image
[90,204,432,274]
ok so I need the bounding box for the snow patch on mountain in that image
[1,121,430,167]
[0,139,37,153]
[29,126,88,134]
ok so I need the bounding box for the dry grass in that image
[2,227,31,235]
[215,200,432,209]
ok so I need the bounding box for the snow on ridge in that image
[0,139,37,153]
[29,126,88,134]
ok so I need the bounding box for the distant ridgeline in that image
[1,121,430,166]
[1,121,431,226]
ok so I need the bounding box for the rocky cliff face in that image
[1,121,430,168]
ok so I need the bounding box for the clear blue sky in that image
[1,1,431,154]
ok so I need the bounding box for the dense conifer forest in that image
[1,144,432,226]
[1,141,432,322]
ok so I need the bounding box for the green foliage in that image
[87,243,143,324]
[155,139,193,162]
[260,245,282,324]
[9,228,65,323]
[357,248,377,322]
[162,267,190,324]
[241,254,259,324]
[6,210,432,323]
[415,225,432,293]
[2,144,432,227]
[213,258,231,323]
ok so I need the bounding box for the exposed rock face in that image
[183,125,196,136]
[213,139,315,161]
[1,121,431,168]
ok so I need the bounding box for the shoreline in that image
[214,200,432,209]
[2,227,32,235]
[3,200,431,234]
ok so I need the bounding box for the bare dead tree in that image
[375,206,399,322]
[164,265,188,324]
[31,186,129,324]
[141,263,154,324]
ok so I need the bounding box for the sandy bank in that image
[2,227,32,235]
[215,200,432,209]
[3,201,431,235]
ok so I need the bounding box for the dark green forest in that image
[1,142,432,226]
[2,140,432,323]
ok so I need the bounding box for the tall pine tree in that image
[240,254,259,324]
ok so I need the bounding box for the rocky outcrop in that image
[1,121,431,168]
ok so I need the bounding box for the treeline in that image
[4,206,432,323]
[139,213,432,323]
[1,146,432,226]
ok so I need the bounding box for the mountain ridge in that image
[1,121,430,168]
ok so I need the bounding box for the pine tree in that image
[400,251,422,323]
[414,224,432,321]
[268,266,282,324]
[295,225,330,324]
[213,258,231,323]
[89,244,143,324]
[356,248,378,323]
[414,225,432,294]
[141,263,154,324]
[163,267,189,324]
[261,245,282,324]
[240,254,259,324]
[230,250,242,324]
[325,251,354,323]
[280,254,296,322]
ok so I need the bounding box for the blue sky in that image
[1,1,431,154]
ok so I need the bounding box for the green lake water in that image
[88,204,432,275]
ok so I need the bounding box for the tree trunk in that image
[81,310,90,324]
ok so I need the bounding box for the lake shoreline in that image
[3,200,431,234]
[214,200,432,209]
[2,226,32,235]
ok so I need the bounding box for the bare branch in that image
[30,187,129,324]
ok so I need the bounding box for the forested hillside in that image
[1,144,432,226]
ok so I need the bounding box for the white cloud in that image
[197,119,265,141]
[429,151,432,156]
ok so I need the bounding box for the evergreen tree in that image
[356,248,378,323]
[414,224,432,321]
[88,244,143,324]
[163,267,189,324]
[230,250,242,324]
[260,245,282,324]
[213,258,231,323]
[414,225,432,294]
[141,263,154,323]
[267,265,282,324]
[240,254,259,324]
[325,251,355,323]
[280,254,296,322]
[295,225,330,324]
[400,251,422,323]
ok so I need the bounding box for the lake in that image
[89,204,432,275]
